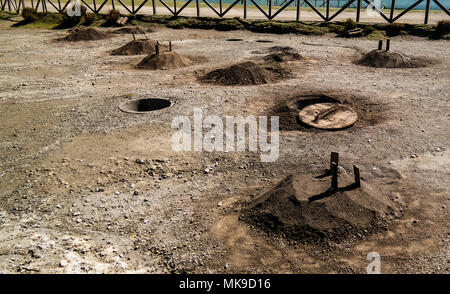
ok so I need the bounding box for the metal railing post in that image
[356,0,361,22]
[424,0,431,24]
[389,0,396,22]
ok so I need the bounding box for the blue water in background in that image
[199,0,449,10]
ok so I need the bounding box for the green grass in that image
[1,9,446,39]
[12,13,63,28]
[76,0,445,14]
[0,10,17,20]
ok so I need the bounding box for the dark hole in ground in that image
[286,94,340,110]
[255,39,274,43]
[226,38,244,42]
[119,98,172,113]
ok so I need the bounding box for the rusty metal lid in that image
[298,103,358,130]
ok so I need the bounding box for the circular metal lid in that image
[298,103,357,130]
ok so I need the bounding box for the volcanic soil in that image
[0,23,449,273]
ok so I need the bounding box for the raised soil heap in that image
[200,61,289,86]
[61,27,111,42]
[113,26,148,35]
[111,39,164,56]
[356,50,416,68]
[136,51,191,70]
[241,171,400,242]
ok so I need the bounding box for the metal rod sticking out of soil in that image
[353,165,361,187]
[331,162,338,191]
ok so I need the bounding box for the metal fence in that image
[1,0,449,24]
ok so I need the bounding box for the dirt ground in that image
[0,22,449,273]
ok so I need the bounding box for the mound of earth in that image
[61,27,111,42]
[113,26,147,35]
[264,50,303,62]
[267,46,295,53]
[136,51,191,70]
[200,61,289,86]
[241,172,400,242]
[356,50,417,68]
[111,39,165,56]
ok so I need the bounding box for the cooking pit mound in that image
[268,94,386,131]
[240,163,401,243]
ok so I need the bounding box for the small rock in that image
[59,259,68,267]
[217,201,223,207]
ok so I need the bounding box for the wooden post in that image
[152,0,156,14]
[169,41,172,51]
[174,0,177,14]
[196,0,199,16]
[378,40,383,50]
[155,42,160,55]
[331,162,338,191]
[330,151,339,173]
[93,0,97,12]
[326,0,330,21]
[386,38,390,51]
[220,0,222,15]
[353,165,360,187]
[424,0,431,24]
[296,0,300,21]
[356,0,361,22]
[389,0,395,22]
[244,0,247,18]
[111,0,115,10]
[132,0,134,14]
[132,33,136,40]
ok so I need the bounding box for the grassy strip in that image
[3,9,449,39]
[131,15,449,39]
